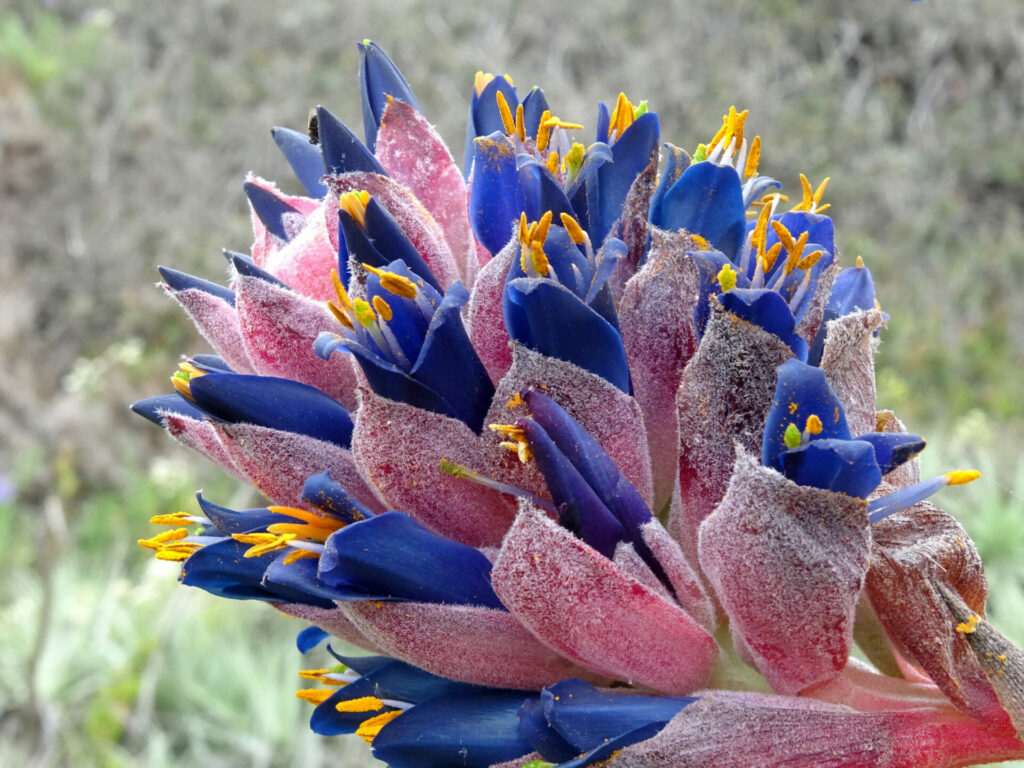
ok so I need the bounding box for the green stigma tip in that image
[523,762,555,768]
[439,458,464,477]
[693,143,708,162]
[784,422,802,449]
[173,370,191,382]
[363,38,372,46]
[633,100,649,119]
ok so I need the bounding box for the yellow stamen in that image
[267,522,337,541]
[489,423,532,463]
[856,255,865,268]
[546,151,560,176]
[707,120,727,152]
[372,295,393,322]
[232,531,297,558]
[149,512,195,526]
[327,301,355,330]
[154,546,197,562]
[726,107,749,151]
[609,92,635,137]
[770,220,796,254]
[945,469,981,486]
[529,242,551,277]
[362,263,419,300]
[543,116,584,131]
[532,210,553,246]
[295,688,335,706]
[716,263,737,292]
[690,234,710,251]
[339,190,371,229]
[813,176,831,205]
[335,696,385,713]
[751,202,773,256]
[138,528,188,551]
[514,103,526,142]
[762,242,784,273]
[473,71,493,97]
[535,110,553,152]
[797,249,824,271]
[560,213,587,245]
[744,135,761,178]
[506,392,524,409]
[268,506,337,526]
[282,548,321,565]
[330,269,354,312]
[356,710,402,744]
[518,212,530,244]
[805,414,823,435]
[495,90,516,136]
[171,373,193,399]
[782,231,810,276]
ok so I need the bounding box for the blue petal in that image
[469,134,520,255]
[362,199,441,291]
[471,76,518,142]
[370,691,533,768]
[780,439,882,498]
[317,105,386,176]
[504,278,631,394]
[336,338,460,422]
[157,266,235,306]
[130,394,207,426]
[358,40,420,152]
[180,539,280,602]
[654,162,746,258]
[228,252,290,289]
[867,474,949,524]
[517,157,575,224]
[301,471,375,524]
[718,289,808,360]
[762,359,852,470]
[524,390,651,534]
[852,432,926,476]
[262,552,346,608]
[243,181,302,242]
[689,249,750,336]
[411,282,495,433]
[270,126,327,198]
[590,111,660,246]
[318,511,505,609]
[187,373,354,449]
[594,102,610,144]
[195,493,297,535]
[521,87,550,137]
[296,625,328,653]
[541,678,694,753]
[517,698,577,763]
[517,418,627,559]
[827,265,876,317]
[556,723,667,768]
[189,354,233,372]
[648,142,691,225]
[339,208,389,270]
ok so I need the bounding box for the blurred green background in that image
[0,0,1022,766]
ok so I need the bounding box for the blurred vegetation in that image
[0,0,1021,765]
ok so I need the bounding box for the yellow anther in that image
[506,392,524,409]
[283,548,320,565]
[339,190,371,229]
[231,531,297,558]
[536,109,553,152]
[546,151,560,176]
[372,295,393,322]
[335,696,385,713]
[813,176,831,205]
[781,231,810,276]
[356,710,402,744]
[514,103,526,142]
[295,689,335,706]
[267,521,336,541]
[474,71,494,97]
[148,512,196,526]
[790,174,831,214]
[138,528,188,551]
[956,613,981,635]
[154,545,197,562]
[744,135,761,179]
[560,213,587,245]
[609,92,635,138]
[856,256,865,268]
[495,90,516,136]
[762,242,784,273]
[945,469,981,486]
[330,269,354,311]
[363,263,420,300]
[690,234,710,251]
[725,106,749,150]
[490,423,532,463]
[797,249,823,271]
[751,202,773,255]
[805,414,823,435]
[532,210,553,246]
[707,121,727,152]
[327,301,354,330]
[353,298,377,329]
[297,668,333,681]
[529,242,551,277]
[518,212,530,243]
[268,506,338,526]
[771,220,796,254]
[716,263,737,292]
[543,116,584,131]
